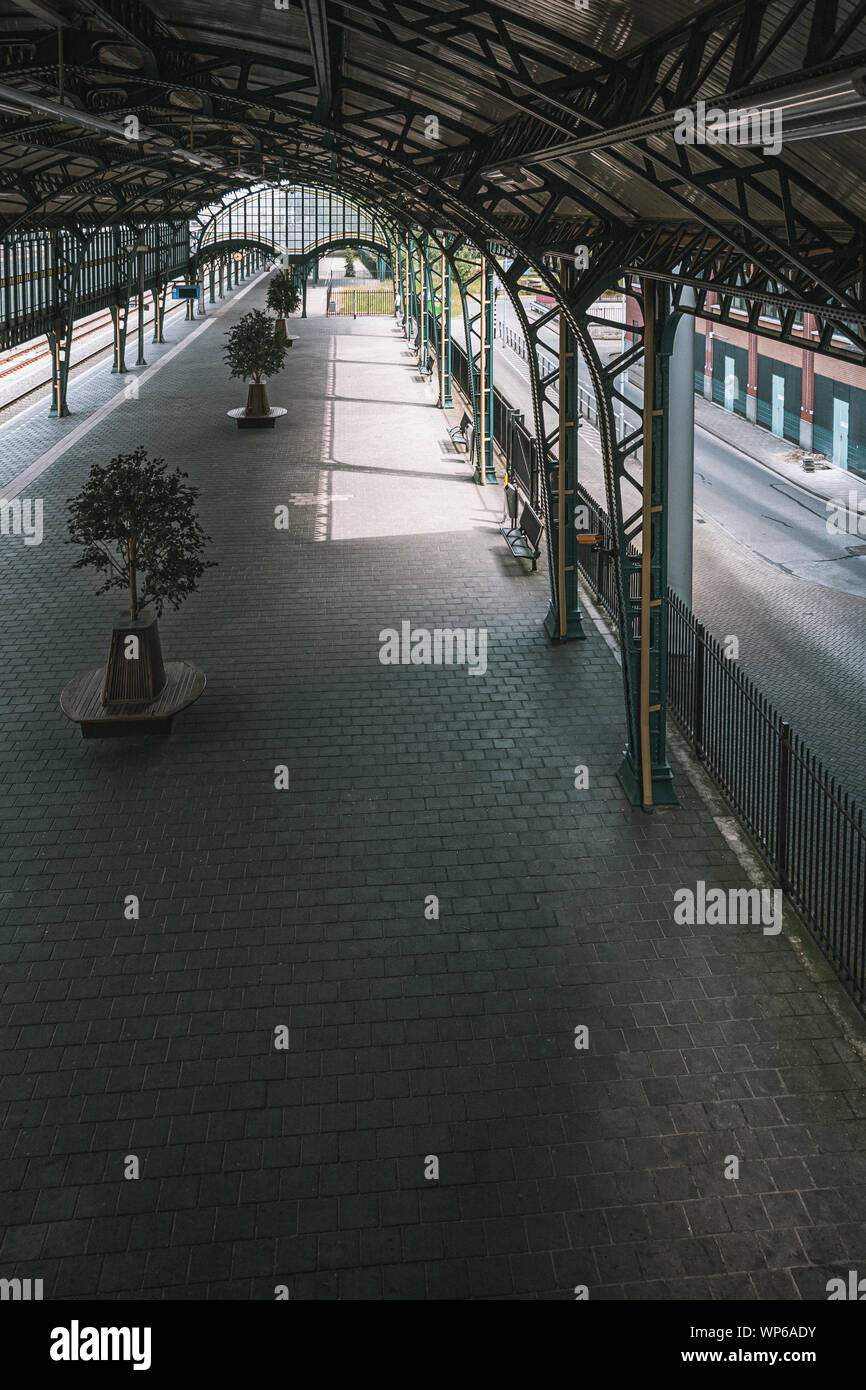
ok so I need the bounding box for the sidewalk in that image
[1,283,865,1301]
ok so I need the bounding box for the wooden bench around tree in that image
[61,661,206,737]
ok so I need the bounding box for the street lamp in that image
[125,241,151,366]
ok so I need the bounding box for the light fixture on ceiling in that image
[0,81,138,139]
[0,82,233,173]
[670,69,866,149]
[719,68,866,143]
[479,63,866,185]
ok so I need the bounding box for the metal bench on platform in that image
[448,411,472,452]
[500,482,543,571]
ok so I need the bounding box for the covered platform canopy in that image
[1,0,865,331]
[2,0,866,808]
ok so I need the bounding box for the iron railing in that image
[449,338,866,1012]
[328,283,394,315]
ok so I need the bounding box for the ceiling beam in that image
[301,0,335,124]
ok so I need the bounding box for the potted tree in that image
[61,447,214,735]
[223,308,289,426]
[266,271,301,344]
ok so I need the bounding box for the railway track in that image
[0,298,187,411]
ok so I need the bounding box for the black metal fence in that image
[452,341,538,504]
[450,337,866,1012]
[666,594,865,1003]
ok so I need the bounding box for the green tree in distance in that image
[266,271,301,318]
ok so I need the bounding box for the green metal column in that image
[438,248,453,410]
[46,309,72,417]
[423,240,438,368]
[302,259,308,318]
[617,283,676,807]
[419,239,429,365]
[152,279,167,342]
[110,298,129,373]
[196,264,206,317]
[478,252,496,482]
[543,269,585,641]
[46,231,85,417]
[407,235,418,346]
[209,263,215,303]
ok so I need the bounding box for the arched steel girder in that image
[1,152,215,235]
[191,234,391,274]
[5,2,866,344]
[8,43,865,368]
[59,86,866,373]
[33,0,847,209]
[80,16,866,322]
[192,184,392,260]
[4,55,630,322]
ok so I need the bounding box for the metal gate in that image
[326,283,394,316]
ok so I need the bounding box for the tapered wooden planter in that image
[227,380,286,429]
[60,610,205,738]
[102,609,165,703]
[245,382,270,416]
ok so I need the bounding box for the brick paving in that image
[1,277,865,1301]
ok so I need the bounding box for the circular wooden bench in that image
[60,661,206,737]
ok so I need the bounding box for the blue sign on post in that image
[172,286,199,301]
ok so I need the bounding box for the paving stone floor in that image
[1,276,865,1300]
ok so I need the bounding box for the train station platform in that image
[1,273,865,1301]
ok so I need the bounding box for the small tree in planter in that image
[344,248,356,278]
[67,446,214,705]
[223,308,288,416]
[266,271,301,343]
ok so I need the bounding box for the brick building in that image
[625,293,866,478]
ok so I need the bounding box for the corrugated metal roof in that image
[0,0,863,289]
